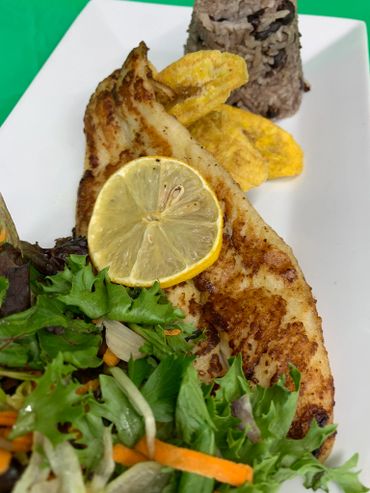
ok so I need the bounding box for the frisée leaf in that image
[9,353,87,445]
[207,356,368,493]
[39,255,184,324]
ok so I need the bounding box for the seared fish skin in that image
[76,43,334,459]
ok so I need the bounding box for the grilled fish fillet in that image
[76,43,334,459]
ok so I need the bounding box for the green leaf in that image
[207,397,243,459]
[0,291,100,368]
[38,327,102,368]
[214,355,249,404]
[165,328,194,354]
[300,453,369,493]
[57,262,108,319]
[141,356,192,422]
[176,364,214,444]
[74,412,105,470]
[38,255,108,318]
[131,324,192,360]
[41,265,73,294]
[131,324,177,360]
[161,472,180,493]
[10,353,86,445]
[277,420,336,467]
[0,335,41,368]
[4,380,34,411]
[107,282,184,324]
[90,374,144,447]
[250,366,300,440]
[39,256,185,325]
[128,357,156,388]
[0,295,69,339]
[0,275,9,307]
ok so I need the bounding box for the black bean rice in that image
[185,0,307,119]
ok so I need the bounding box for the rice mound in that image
[185,0,308,119]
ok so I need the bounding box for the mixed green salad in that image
[0,238,368,493]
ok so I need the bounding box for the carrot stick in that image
[0,411,18,426]
[0,448,11,475]
[113,443,147,466]
[103,348,120,367]
[76,379,100,395]
[135,437,253,486]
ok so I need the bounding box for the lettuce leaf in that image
[141,356,192,423]
[90,374,144,448]
[174,362,216,493]
[176,363,214,443]
[208,356,368,493]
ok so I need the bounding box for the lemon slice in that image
[87,156,223,287]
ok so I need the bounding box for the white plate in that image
[0,0,369,490]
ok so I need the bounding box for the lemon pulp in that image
[87,156,223,287]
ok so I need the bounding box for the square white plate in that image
[0,0,369,490]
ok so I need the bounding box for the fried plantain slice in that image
[189,104,303,190]
[189,107,268,191]
[155,51,248,126]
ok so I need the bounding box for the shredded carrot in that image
[163,329,182,336]
[113,443,147,466]
[0,428,33,452]
[103,348,120,367]
[76,379,100,395]
[0,411,18,426]
[0,448,12,475]
[10,433,33,453]
[135,437,253,486]
[0,428,10,438]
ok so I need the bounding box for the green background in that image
[0,0,369,125]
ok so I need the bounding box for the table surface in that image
[0,0,369,125]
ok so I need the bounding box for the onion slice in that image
[90,427,115,492]
[43,438,86,493]
[103,319,145,362]
[110,366,156,458]
[232,394,261,444]
[106,462,169,493]
[12,433,50,493]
